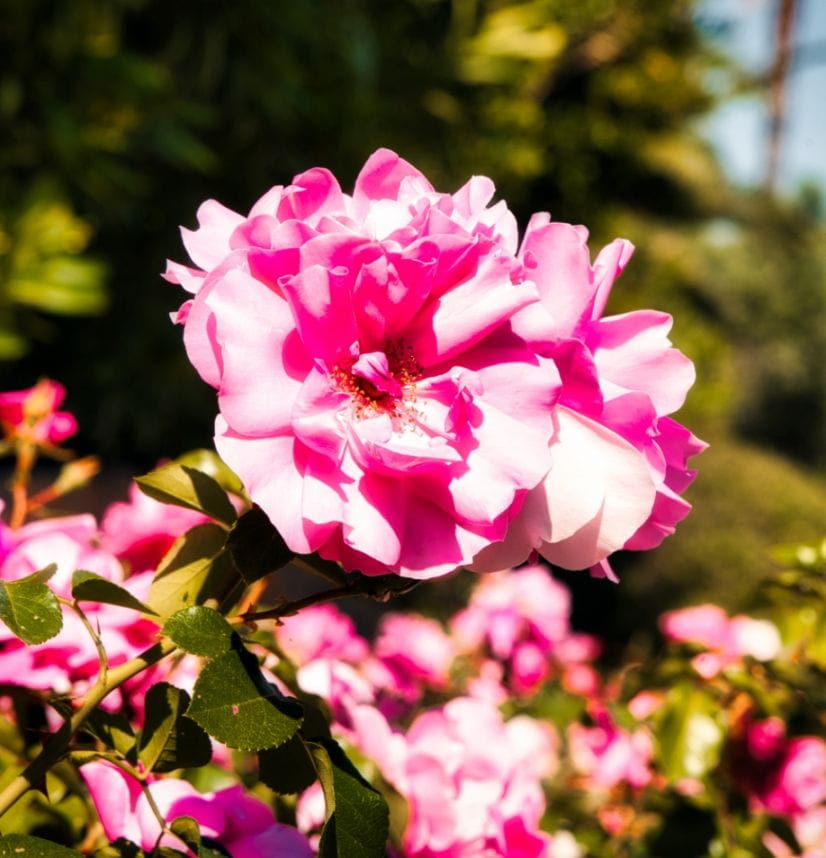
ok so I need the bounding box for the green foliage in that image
[258,735,317,795]
[138,683,211,774]
[173,450,244,497]
[0,835,81,856]
[227,506,294,585]
[83,710,137,763]
[162,607,237,658]
[655,683,725,781]
[71,570,157,616]
[0,184,106,359]
[136,463,237,527]
[0,565,62,645]
[168,816,201,856]
[147,523,238,618]
[187,648,303,752]
[309,738,390,858]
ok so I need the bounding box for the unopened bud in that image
[52,456,101,494]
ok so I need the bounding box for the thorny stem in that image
[0,639,178,820]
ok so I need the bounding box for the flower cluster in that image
[168,149,703,581]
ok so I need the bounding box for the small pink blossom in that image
[101,482,210,572]
[451,565,595,696]
[733,717,826,817]
[0,515,159,706]
[472,218,704,577]
[764,806,826,858]
[349,697,555,857]
[627,690,665,721]
[568,707,654,790]
[0,379,77,445]
[660,604,781,678]
[170,149,557,579]
[81,760,312,856]
[275,604,369,665]
[373,612,455,695]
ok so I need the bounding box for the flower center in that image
[330,341,422,421]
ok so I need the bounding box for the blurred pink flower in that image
[732,717,826,818]
[568,707,654,790]
[349,697,556,857]
[0,379,77,445]
[169,148,557,579]
[764,806,826,858]
[451,565,597,697]
[660,604,781,678]
[101,482,209,573]
[472,219,704,577]
[0,515,159,707]
[372,612,455,695]
[81,760,312,856]
[275,603,369,665]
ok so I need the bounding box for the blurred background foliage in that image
[1,0,824,637]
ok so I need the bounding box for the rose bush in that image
[2,153,780,858]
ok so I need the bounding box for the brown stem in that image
[238,585,356,623]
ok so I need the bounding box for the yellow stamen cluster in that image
[330,340,423,424]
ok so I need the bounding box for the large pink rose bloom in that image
[472,218,705,578]
[168,149,556,578]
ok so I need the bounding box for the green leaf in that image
[148,524,240,618]
[227,506,293,584]
[259,734,317,795]
[84,709,137,762]
[0,566,63,644]
[136,463,237,527]
[0,835,81,856]
[163,607,238,658]
[92,839,143,858]
[309,739,389,858]
[72,570,158,616]
[174,450,244,497]
[169,817,201,855]
[187,648,303,751]
[138,683,212,774]
[656,683,725,782]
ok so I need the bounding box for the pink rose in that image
[660,604,781,678]
[348,697,555,857]
[450,565,597,697]
[764,806,826,858]
[169,149,557,579]
[373,613,455,692]
[568,707,654,790]
[81,761,312,856]
[733,718,826,817]
[0,379,77,445]
[0,515,159,705]
[472,218,704,577]
[101,482,209,572]
[275,603,369,665]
